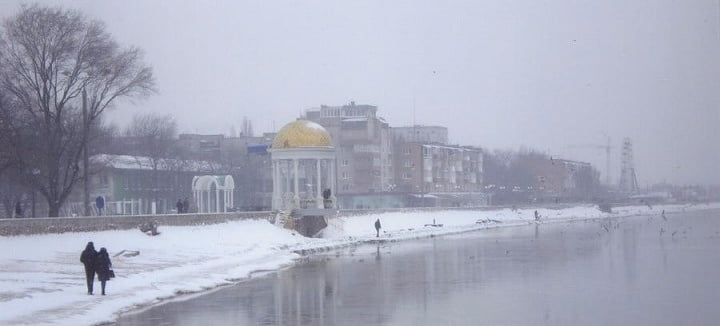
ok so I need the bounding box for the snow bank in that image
[0,203,717,325]
[0,220,311,325]
[319,203,719,246]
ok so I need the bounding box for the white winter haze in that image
[1,0,718,185]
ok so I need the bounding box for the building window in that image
[422,147,431,158]
[404,160,413,168]
[342,159,349,166]
[403,147,411,155]
[342,172,349,180]
[402,172,413,179]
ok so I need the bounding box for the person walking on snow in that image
[374,219,382,237]
[95,248,113,296]
[80,242,97,295]
[534,210,540,222]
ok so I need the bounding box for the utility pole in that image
[82,89,90,216]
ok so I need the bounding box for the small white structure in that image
[192,175,235,213]
[270,120,336,211]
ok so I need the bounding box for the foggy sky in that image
[1,0,718,185]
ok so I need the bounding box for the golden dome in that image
[272,120,332,149]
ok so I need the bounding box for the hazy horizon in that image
[1,0,718,186]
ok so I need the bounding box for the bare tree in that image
[0,5,154,216]
[124,113,179,211]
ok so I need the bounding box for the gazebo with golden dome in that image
[270,120,336,211]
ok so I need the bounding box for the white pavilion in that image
[270,120,336,211]
[192,175,235,213]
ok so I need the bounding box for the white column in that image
[330,159,336,208]
[273,160,281,210]
[285,160,291,193]
[316,159,323,208]
[195,191,201,213]
[271,160,277,210]
[222,191,227,212]
[293,159,300,208]
[215,189,220,213]
[206,190,211,213]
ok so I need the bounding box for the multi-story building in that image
[304,102,393,194]
[394,142,484,194]
[392,125,448,144]
[523,157,600,200]
[176,134,226,158]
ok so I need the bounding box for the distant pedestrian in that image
[322,189,331,208]
[95,247,113,296]
[183,197,190,213]
[661,210,667,221]
[95,196,105,216]
[14,201,22,218]
[534,210,540,222]
[80,242,97,295]
[374,218,382,237]
[176,199,184,214]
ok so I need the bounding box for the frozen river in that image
[115,209,720,325]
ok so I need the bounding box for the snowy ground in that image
[0,203,717,325]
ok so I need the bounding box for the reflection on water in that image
[116,209,720,326]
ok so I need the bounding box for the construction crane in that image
[566,137,613,185]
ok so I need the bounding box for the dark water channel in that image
[116,209,720,325]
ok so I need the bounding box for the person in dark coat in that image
[176,199,184,214]
[183,197,190,213]
[95,248,113,296]
[374,219,382,238]
[14,201,22,218]
[80,242,97,294]
[95,196,105,216]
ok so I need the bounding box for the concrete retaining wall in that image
[0,211,274,236]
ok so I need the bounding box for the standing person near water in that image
[95,248,113,296]
[374,219,382,237]
[80,242,97,295]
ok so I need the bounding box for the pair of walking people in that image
[80,242,113,295]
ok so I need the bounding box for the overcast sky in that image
[1,0,719,185]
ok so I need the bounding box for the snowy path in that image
[0,203,717,325]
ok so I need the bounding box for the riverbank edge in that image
[107,204,719,325]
